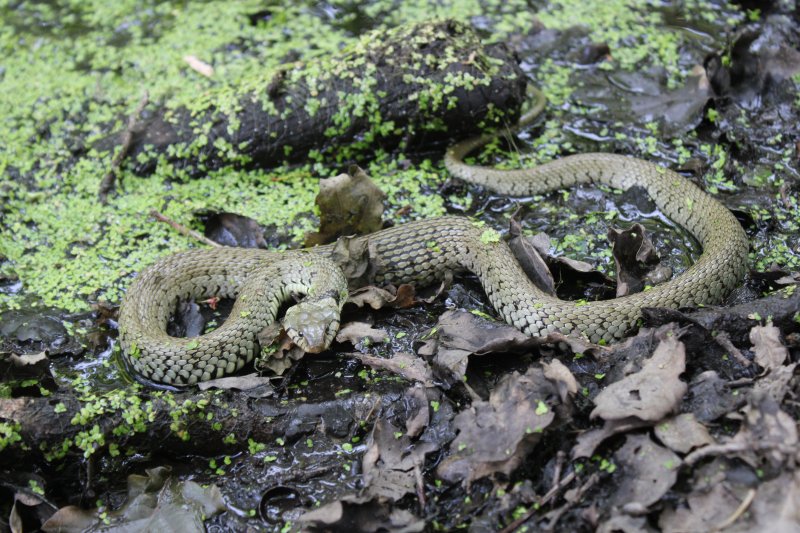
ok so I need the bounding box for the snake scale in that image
[118,87,749,385]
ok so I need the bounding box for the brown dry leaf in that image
[654,413,714,454]
[304,165,386,246]
[684,390,799,472]
[348,352,434,387]
[41,467,225,533]
[730,391,798,471]
[752,362,796,403]
[573,417,651,459]
[591,334,686,422]
[201,212,267,247]
[418,310,604,384]
[299,496,424,532]
[403,386,431,438]
[729,470,800,532]
[417,310,539,383]
[542,358,579,403]
[336,321,390,345]
[507,219,556,296]
[346,284,417,309]
[608,223,671,297]
[329,233,375,286]
[255,322,307,375]
[659,480,746,533]
[436,367,558,485]
[609,434,681,508]
[362,418,437,501]
[197,373,275,398]
[750,322,789,370]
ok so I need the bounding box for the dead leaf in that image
[752,362,796,404]
[335,321,390,345]
[542,358,579,403]
[591,334,686,422]
[346,284,417,309]
[200,212,268,248]
[731,470,800,532]
[403,386,431,438]
[574,66,712,136]
[654,413,714,454]
[347,352,434,386]
[41,467,225,533]
[608,223,671,297]
[197,373,275,398]
[329,234,375,286]
[573,417,651,459]
[436,367,558,485]
[418,310,604,384]
[299,496,424,532]
[304,165,386,246]
[628,66,712,135]
[417,310,538,383]
[686,370,745,423]
[507,219,556,296]
[362,418,437,501]
[730,391,798,472]
[609,434,680,508]
[750,322,789,370]
[255,322,306,375]
[659,480,745,533]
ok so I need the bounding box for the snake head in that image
[282,296,340,353]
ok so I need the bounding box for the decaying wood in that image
[0,385,409,464]
[97,20,527,176]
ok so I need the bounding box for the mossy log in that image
[0,386,406,465]
[103,20,527,175]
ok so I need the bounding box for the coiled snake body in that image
[119,88,749,385]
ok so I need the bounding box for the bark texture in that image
[100,20,528,175]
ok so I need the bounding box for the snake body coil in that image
[119,88,749,385]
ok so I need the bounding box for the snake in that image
[118,86,749,386]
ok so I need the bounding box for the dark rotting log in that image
[0,386,408,464]
[98,20,528,176]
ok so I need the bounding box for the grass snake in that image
[118,87,749,385]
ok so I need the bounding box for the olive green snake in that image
[118,86,749,385]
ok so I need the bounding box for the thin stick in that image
[150,209,221,248]
[713,331,751,366]
[497,470,578,533]
[98,91,149,202]
[714,488,756,531]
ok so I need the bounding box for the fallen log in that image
[98,20,527,176]
[0,384,409,464]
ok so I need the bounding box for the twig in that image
[150,210,221,247]
[714,488,756,531]
[542,474,598,532]
[98,91,149,202]
[414,464,426,510]
[497,469,578,533]
[684,440,796,466]
[713,331,751,367]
